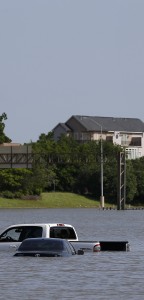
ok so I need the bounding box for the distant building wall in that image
[0,145,32,168]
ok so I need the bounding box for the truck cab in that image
[0,223,78,252]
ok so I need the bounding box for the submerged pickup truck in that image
[0,223,101,253]
[0,223,130,252]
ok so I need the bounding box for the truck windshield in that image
[50,227,76,240]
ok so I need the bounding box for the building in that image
[0,143,32,168]
[52,123,71,141]
[52,115,144,159]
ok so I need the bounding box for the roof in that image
[68,115,144,132]
[52,123,71,132]
[6,223,74,228]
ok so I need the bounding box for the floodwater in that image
[0,208,144,300]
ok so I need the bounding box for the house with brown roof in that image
[52,115,144,159]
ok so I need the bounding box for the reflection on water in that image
[0,209,144,299]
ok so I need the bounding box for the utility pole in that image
[93,120,104,208]
[100,125,104,208]
[117,150,126,210]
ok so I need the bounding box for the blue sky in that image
[0,0,144,143]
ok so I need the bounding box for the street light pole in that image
[100,126,104,208]
[94,120,105,208]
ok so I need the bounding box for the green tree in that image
[131,157,144,203]
[0,168,32,197]
[0,113,11,143]
[31,133,144,205]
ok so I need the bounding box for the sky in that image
[0,0,144,144]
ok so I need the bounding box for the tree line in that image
[0,113,144,205]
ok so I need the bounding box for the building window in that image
[129,137,141,146]
[106,136,113,142]
[126,148,141,159]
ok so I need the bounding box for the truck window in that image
[0,226,43,242]
[19,226,43,240]
[50,227,76,239]
[0,228,22,242]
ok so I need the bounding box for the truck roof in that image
[3,223,74,229]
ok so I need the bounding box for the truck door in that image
[0,226,43,252]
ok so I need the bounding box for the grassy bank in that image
[0,192,111,209]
